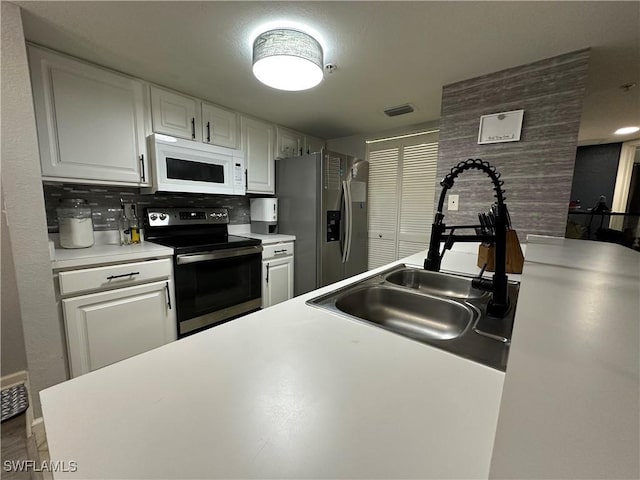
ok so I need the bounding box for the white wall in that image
[327,120,440,160]
[1,2,67,418]
[1,192,28,377]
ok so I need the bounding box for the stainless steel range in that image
[145,207,262,337]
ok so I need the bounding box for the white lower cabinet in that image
[58,258,176,377]
[262,242,294,308]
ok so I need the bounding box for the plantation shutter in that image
[366,132,439,269]
[398,142,438,258]
[367,147,399,269]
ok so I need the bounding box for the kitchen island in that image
[490,237,639,479]
[39,238,639,479]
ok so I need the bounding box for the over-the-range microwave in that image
[142,134,246,195]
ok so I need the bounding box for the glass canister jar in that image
[57,198,95,248]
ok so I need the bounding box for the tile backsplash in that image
[43,183,251,232]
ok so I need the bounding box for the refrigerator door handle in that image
[337,181,345,259]
[342,180,353,263]
[346,181,354,262]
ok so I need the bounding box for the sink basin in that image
[307,263,519,371]
[385,268,487,299]
[334,285,474,341]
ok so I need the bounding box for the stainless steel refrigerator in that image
[276,150,369,296]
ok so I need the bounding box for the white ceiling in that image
[16,1,640,144]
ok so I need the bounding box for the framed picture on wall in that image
[478,109,524,144]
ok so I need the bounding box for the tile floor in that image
[33,424,52,480]
[1,413,51,480]
[1,413,31,480]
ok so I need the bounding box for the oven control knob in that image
[150,214,158,221]
[222,212,228,217]
[159,214,167,220]
[216,213,223,218]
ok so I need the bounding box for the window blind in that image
[367,147,399,269]
[398,142,438,258]
[366,134,438,269]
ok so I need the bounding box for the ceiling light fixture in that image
[614,126,640,135]
[252,28,324,91]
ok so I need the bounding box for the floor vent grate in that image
[1,384,28,422]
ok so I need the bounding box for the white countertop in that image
[40,249,504,479]
[489,238,639,479]
[49,225,296,270]
[240,232,297,244]
[40,239,639,479]
[228,224,296,244]
[50,232,174,270]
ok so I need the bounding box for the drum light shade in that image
[252,29,324,91]
[614,126,639,135]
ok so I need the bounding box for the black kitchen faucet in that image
[424,158,510,317]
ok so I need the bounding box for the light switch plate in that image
[448,194,459,211]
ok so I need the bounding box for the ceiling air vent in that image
[384,104,414,117]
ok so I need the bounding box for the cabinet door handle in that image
[274,249,287,255]
[206,121,211,143]
[139,154,146,182]
[165,282,172,310]
[191,117,196,139]
[266,263,269,283]
[245,169,248,189]
[106,272,140,280]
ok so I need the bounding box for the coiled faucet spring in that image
[439,158,506,211]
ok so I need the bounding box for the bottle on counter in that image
[118,199,131,246]
[129,205,141,244]
[57,198,95,249]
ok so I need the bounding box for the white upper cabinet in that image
[305,135,325,155]
[241,116,275,194]
[150,86,201,141]
[150,88,240,149]
[276,128,325,157]
[28,46,150,186]
[201,102,239,149]
[276,126,305,159]
[29,46,318,190]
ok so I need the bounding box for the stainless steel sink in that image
[335,285,475,341]
[307,263,520,371]
[385,268,487,299]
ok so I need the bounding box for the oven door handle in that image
[176,245,263,265]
